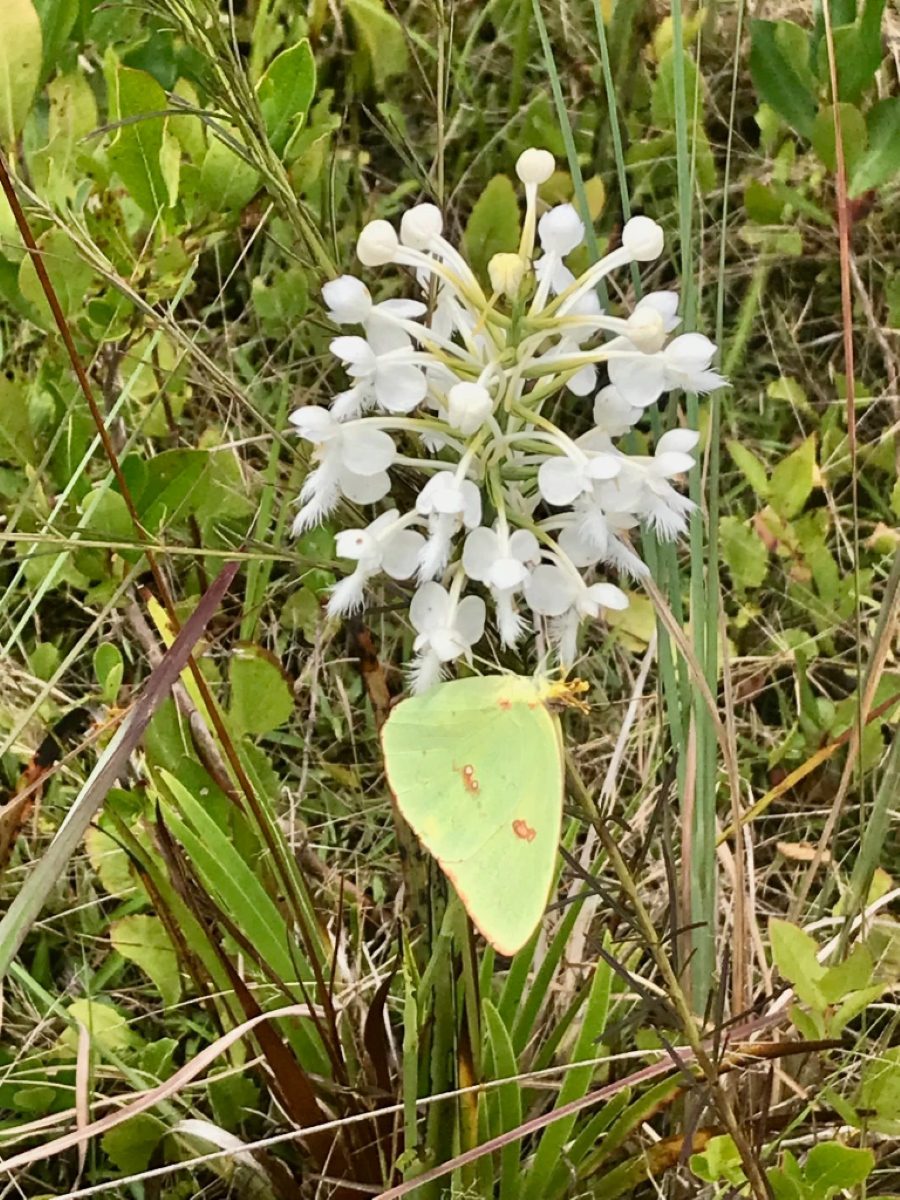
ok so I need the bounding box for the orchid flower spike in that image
[288,146,724,688]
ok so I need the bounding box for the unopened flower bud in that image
[447,382,494,435]
[516,147,555,185]
[400,204,444,250]
[622,216,664,262]
[488,252,526,298]
[322,275,372,325]
[625,305,666,352]
[538,204,584,256]
[357,220,399,266]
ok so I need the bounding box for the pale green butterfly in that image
[381,674,586,955]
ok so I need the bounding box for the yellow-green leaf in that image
[463,175,520,283]
[0,0,42,148]
[229,644,294,736]
[110,914,181,1008]
[345,0,408,89]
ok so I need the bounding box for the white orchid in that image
[409,580,486,692]
[288,147,723,689]
[290,407,396,533]
[327,510,425,617]
[463,525,540,646]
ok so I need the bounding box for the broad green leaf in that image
[463,175,520,283]
[0,0,42,148]
[804,1143,874,1192]
[209,1075,261,1130]
[29,641,60,681]
[101,1114,167,1173]
[770,918,826,1009]
[17,226,93,325]
[749,20,817,139]
[691,1135,745,1185]
[257,39,316,157]
[251,265,309,332]
[651,51,704,128]
[85,825,136,898]
[60,999,141,1053]
[110,915,181,1008]
[720,516,769,591]
[198,126,260,212]
[822,0,886,103]
[744,179,785,224]
[345,0,408,89]
[28,70,98,206]
[769,435,817,519]
[858,1046,900,1126]
[0,371,36,464]
[819,944,873,1003]
[106,64,180,218]
[850,98,900,197]
[727,439,770,497]
[811,104,867,175]
[136,448,208,533]
[228,644,294,736]
[93,643,124,705]
[33,0,78,82]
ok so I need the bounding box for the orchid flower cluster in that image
[290,148,724,692]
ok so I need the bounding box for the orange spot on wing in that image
[498,697,512,710]
[512,818,536,842]
[453,763,480,794]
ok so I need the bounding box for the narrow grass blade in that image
[0,562,239,979]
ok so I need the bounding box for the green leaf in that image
[136,448,209,533]
[744,179,786,224]
[61,999,141,1053]
[110,915,181,1007]
[33,0,78,82]
[198,126,260,212]
[0,0,42,148]
[257,39,316,157]
[769,918,827,1009]
[228,644,294,736]
[345,0,408,89]
[85,825,137,899]
[727,439,770,497]
[251,265,309,333]
[651,50,704,128]
[769,435,817,519]
[691,1135,745,1185]
[102,1113,167,1173]
[850,98,900,197]
[29,641,61,681]
[17,226,93,326]
[819,944,873,1003]
[0,370,36,465]
[106,63,180,218]
[824,0,886,103]
[209,1075,261,1130]
[720,516,769,591]
[463,175,520,283]
[804,1143,874,1192]
[811,104,867,174]
[858,1046,900,1124]
[749,20,817,139]
[28,70,99,206]
[93,643,124,705]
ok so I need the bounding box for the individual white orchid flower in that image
[525,559,629,662]
[537,434,621,508]
[323,275,427,354]
[329,335,428,418]
[415,472,482,580]
[290,407,396,533]
[463,525,540,646]
[602,428,699,539]
[608,331,726,408]
[327,510,425,617]
[592,384,643,436]
[409,580,486,693]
